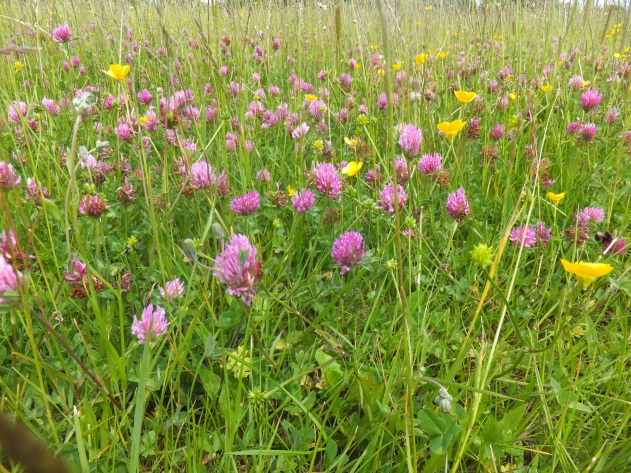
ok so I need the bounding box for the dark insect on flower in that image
[595,231,628,255]
[594,231,613,245]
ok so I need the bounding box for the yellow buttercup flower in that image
[560,260,614,290]
[625,46,630,53]
[541,85,553,93]
[582,80,590,88]
[437,119,466,141]
[414,53,427,65]
[453,32,459,37]
[438,51,449,59]
[377,69,385,77]
[508,93,520,101]
[344,136,358,147]
[426,5,433,10]
[392,61,402,71]
[454,90,476,104]
[341,161,363,177]
[102,64,130,82]
[614,53,624,60]
[13,61,23,73]
[547,192,565,205]
[304,94,318,103]
[493,34,502,40]
[287,185,296,197]
[416,21,422,27]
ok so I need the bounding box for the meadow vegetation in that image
[0,0,630,471]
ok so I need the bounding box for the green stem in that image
[130,336,153,472]
[64,114,84,259]
[376,0,415,470]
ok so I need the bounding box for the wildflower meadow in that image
[1,0,631,471]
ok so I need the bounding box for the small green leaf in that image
[315,349,345,389]
[42,198,64,225]
[204,332,217,358]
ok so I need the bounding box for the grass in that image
[0,0,630,471]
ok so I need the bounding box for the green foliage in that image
[0,0,630,472]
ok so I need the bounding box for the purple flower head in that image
[603,237,628,256]
[291,122,309,141]
[230,190,260,215]
[468,117,481,139]
[312,162,341,198]
[132,304,168,344]
[256,169,271,183]
[534,222,552,247]
[309,100,327,120]
[8,101,28,123]
[226,132,239,151]
[445,187,471,220]
[228,81,241,96]
[25,177,50,204]
[497,66,512,80]
[377,92,388,110]
[398,124,423,158]
[0,230,17,259]
[217,170,230,197]
[580,89,602,111]
[52,23,73,43]
[78,195,108,217]
[418,153,442,175]
[191,161,216,190]
[159,278,185,300]
[116,122,133,142]
[206,104,218,122]
[64,256,87,284]
[0,162,22,189]
[378,183,407,214]
[292,188,316,213]
[0,255,22,305]
[138,89,153,105]
[490,124,504,140]
[567,121,582,134]
[510,226,537,248]
[42,98,60,115]
[339,73,352,92]
[574,207,605,225]
[568,75,584,90]
[71,56,80,68]
[487,80,499,93]
[394,157,409,183]
[214,234,262,306]
[605,107,619,124]
[578,123,597,142]
[365,165,382,186]
[332,231,366,275]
